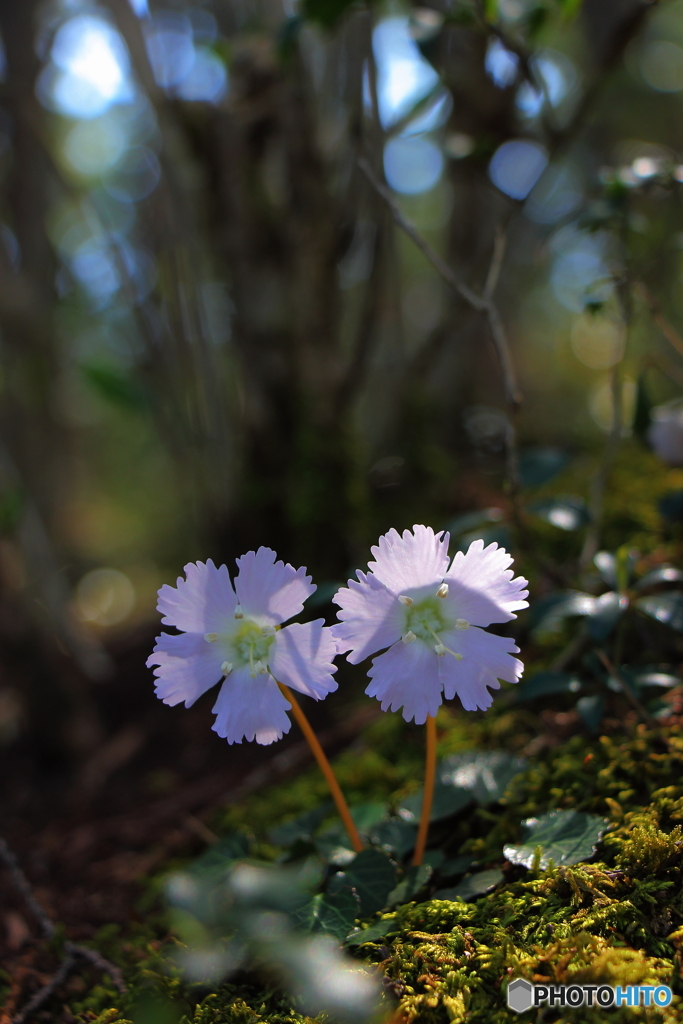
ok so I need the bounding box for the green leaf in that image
[269,803,332,846]
[527,496,589,531]
[660,491,683,525]
[504,810,609,870]
[292,888,360,941]
[438,855,474,878]
[439,751,527,806]
[456,524,511,554]
[516,671,582,702]
[637,593,683,633]
[576,694,605,735]
[82,363,149,413]
[0,488,23,536]
[333,849,397,916]
[530,591,597,634]
[587,591,628,641]
[634,566,683,592]
[399,777,472,824]
[594,551,617,587]
[518,447,569,489]
[446,507,504,537]
[387,864,432,906]
[434,869,504,901]
[345,916,398,947]
[300,0,363,28]
[368,819,417,858]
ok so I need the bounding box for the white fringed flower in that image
[147,549,337,745]
[332,525,528,723]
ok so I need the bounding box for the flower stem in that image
[412,715,437,866]
[276,682,363,853]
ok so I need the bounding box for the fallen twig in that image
[0,835,128,1024]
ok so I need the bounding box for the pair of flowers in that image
[148,525,528,745]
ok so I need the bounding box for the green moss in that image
[71,713,683,1023]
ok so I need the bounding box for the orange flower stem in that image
[412,715,437,866]
[277,682,363,854]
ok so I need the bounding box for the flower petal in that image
[366,639,443,724]
[147,631,225,707]
[331,570,402,663]
[367,525,451,595]
[438,625,523,712]
[157,560,236,633]
[269,620,338,699]
[211,668,292,745]
[443,540,529,627]
[234,547,315,624]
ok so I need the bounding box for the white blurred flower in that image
[648,399,683,466]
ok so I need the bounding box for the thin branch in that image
[358,158,522,415]
[484,226,506,301]
[0,835,128,1012]
[0,838,54,938]
[596,649,663,734]
[635,281,683,360]
[13,953,76,1024]
[67,943,127,994]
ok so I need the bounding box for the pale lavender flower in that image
[147,549,337,745]
[332,525,528,723]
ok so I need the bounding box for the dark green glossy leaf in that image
[433,869,503,901]
[345,916,398,947]
[516,671,582,701]
[530,590,596,634]
[637,592,683,632]
[387,864,432,906]
[594,551,616,587]
[335,848,397,916]
[576,694,605,734]
[456,524,511,554]
[301,0,362,28]
[368,819,417,858]
[504,810,609,870]
[316,803,390,859]
[634,670,681,689]
[660,490,683,524]
[527,495,589,531]
[439,751,527,806]
[518,447,569,489]
[269,803,332,846]
[587,591,628,641]
[292,888,360,941]
[399,777,472,824]
[634,566,683,592]
[438,855,475,878]
[446,507,504,537]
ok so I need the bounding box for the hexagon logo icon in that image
[507,978,534,1013]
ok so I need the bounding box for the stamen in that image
[436,583,449,599]
[456,619,470,630]
[221,661,233,675]
[402,630,417,643]
[398,595,413,607]
[254,660,268,675]
[261,625,276,637]
[427,623,463,662]
[234,604,243,619]
[204,632,218,643]
[249,645,256,678]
